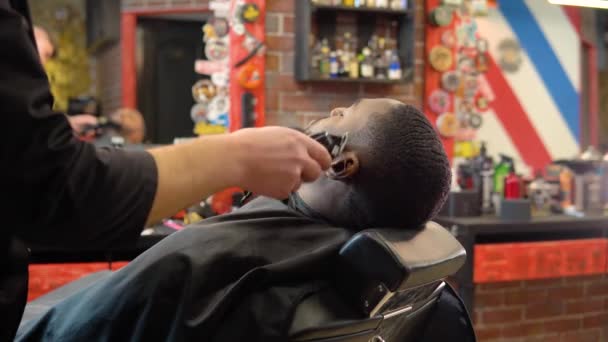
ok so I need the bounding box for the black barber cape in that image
[0,1,157,339]
[17,197,475,342]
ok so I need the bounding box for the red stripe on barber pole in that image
[484,56,552,171]
[562,6,581,36]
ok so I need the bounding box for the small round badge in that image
[190,103,209,123]
[239,3,261,23]
[441,30,457,48]
[205,38,229,62]
[211,72,229,88]
[468,113,483,129]
[436,112,458,137]
[210,17,229,38]
[430,6,453,27]
[429,45,453,72]
[475,94,490,112]
[442,71,461,93]
[428,89,451,114]
[191,79,217,103]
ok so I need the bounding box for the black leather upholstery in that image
[339,222,466,292]
[289,222,467,342]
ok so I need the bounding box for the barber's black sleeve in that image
[0,2,158,248]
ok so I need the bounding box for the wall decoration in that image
[429,45,454,72]
[497,38,522,73]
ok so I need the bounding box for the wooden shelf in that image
[304,77,407,84]
[311,4,411,15]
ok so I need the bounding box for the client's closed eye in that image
[330,108,346,117]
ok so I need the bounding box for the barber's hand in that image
[67,114,98,133]
[229,126,332,199]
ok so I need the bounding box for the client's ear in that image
[327,151,359,180]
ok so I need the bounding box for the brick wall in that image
[264,0,425,127]
[96,0,424,125]
[474,275,608,342]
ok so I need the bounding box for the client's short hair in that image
[347,104,451,229]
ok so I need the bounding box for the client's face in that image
[306,98,400,139]
[297,98,400,225]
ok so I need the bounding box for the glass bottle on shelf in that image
[343,0,355,6]
[319,39,331,78]
[311,40,323,76]
[332,0,342,5]
[368,35,379,58]
[342,32,353,77]
[364,0,375,7]
[349,51,359,79]
[329,51,339,78]
[354,0,363,7]
[388,50,402,80]
[374,50,387,79]
[390,0,407,9]
[375,0,389,8]
[360,47,374,78]
[336,49,346,77]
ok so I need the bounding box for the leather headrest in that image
[338,222,466,292]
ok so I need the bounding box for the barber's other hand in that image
[228,127,332,199]
[67,114,98,133]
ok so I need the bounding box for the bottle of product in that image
[559,166,574,209]
[311,41,323,75]
[390,0,407,9]
[474,142,494,213]
[504,165,521,199]
[529,172,550,216]
[375,0,389,8]
[374,52,387,79]
[319,39,331,78]
[365,0,376,7]
[493,155,512,196]
[329,51,339,78]
[360,47,374,78]
[343,0,355,6]
[388,50,402,80]
[349,51,360,78]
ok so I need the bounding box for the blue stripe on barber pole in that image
[524,0,581,92]
[476,10,579,160]
[500,0,580,141]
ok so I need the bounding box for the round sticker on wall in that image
[468,112,483,129]
[210,17,229,38]
[436,112,458,137]
[209,95,230,117]
[498,38,523,73]
[441,30,457,48]
[428,89,451,114]
[442,71,461,93]
[211,72,229,87]
[205,38,229,62]
[239,3,261,23]
[429,45,453,72]
[190,103,209,123]
[429,6,453,27]
[191,79,217,103]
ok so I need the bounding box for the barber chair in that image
[289,222,467,342]
[18,222,466,341]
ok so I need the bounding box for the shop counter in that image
[436,215,608,340]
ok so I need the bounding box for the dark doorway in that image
[138,18,205,144]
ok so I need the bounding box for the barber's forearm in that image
[145,135,241,225]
